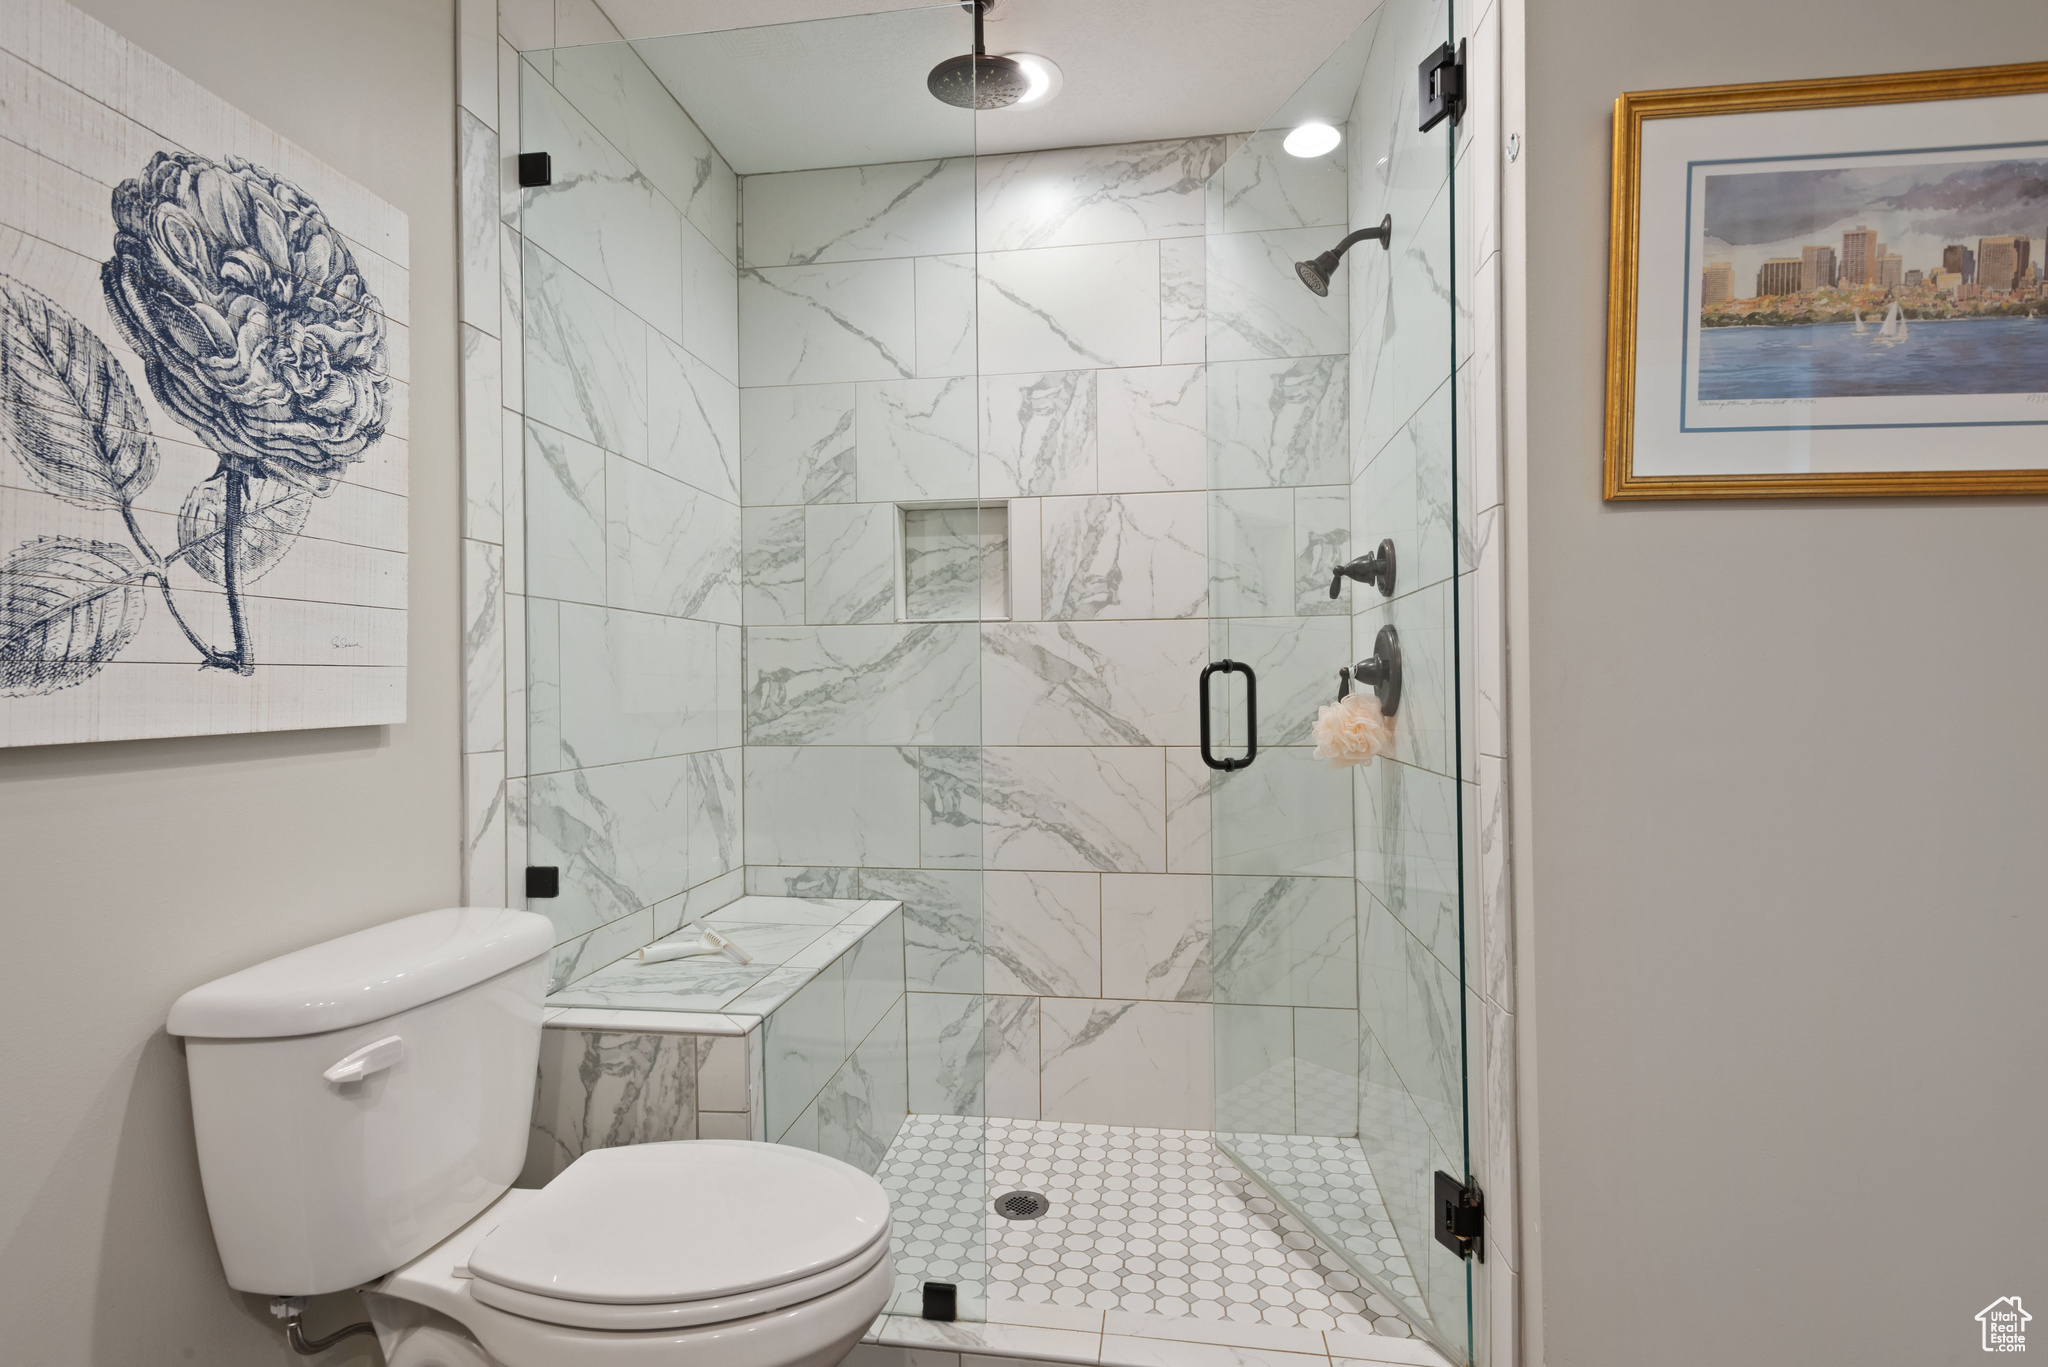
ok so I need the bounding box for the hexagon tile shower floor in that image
[878,1116,1423,1339]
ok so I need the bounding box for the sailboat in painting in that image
[1874,299,1909,346]
[1853,309,1868,334]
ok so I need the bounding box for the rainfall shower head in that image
[1294,215,1393,296]
[928,52,1029,108]
[929,0,1028,109]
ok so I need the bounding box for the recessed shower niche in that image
[899,503,1008,623]
[514,0,1474,1359]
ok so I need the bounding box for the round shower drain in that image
[993,1190,1051,1221]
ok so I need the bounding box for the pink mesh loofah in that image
[1313,692,1395,768]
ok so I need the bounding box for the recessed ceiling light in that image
[1283,121,1342,157]
[1002,53,1063,107]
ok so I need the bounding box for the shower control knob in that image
[1330,539,1397,599]
[1349,625,1403,717]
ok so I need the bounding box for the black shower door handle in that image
[1199,660,1258,772]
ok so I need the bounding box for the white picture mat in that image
[1630,88,2048,478]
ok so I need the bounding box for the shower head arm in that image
[968,0,990,56]
[1329,214,1394,263]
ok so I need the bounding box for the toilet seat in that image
[371,1243,895,1367]
[372,1142,896,1367]
[464,1141,893,1333]
[467,1232,890,1331]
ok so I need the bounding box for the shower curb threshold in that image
[857,1302,1456,1367]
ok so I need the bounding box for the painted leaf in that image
[0,537,147,696]
[177,473,314,586]
[0,272,159,507]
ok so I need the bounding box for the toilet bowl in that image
[369,1142,893,1367]
[167,909,895,1367]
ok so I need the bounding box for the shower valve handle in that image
[1338,625,1403,717]
[1331,539,1397,598]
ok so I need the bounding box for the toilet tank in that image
[167,908,554,1296]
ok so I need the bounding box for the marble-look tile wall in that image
[523,1021,758,1185]
[1198,126,1365,1147]
[1333,0,1519,1361]
[481,17,745,989]
[1336,1,1472,1348]
[456,0,509,918]
[737,133,1358,1135]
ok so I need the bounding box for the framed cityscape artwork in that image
[1604,61,2048,499]
[0,0,408,744]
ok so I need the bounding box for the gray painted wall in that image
[0,2,457,1363]
[1515,2,2048,1363]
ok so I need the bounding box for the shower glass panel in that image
[516,4,992,1324]
[1205,0,1470,1359]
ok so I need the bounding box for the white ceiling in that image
[588,0,1386,174]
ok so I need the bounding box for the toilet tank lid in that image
[167,908,554,1039]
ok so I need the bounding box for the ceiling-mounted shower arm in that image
[1294,215,1393,295]
[930,0,1027,108]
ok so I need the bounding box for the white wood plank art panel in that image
[0,0,409,745]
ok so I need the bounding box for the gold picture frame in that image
[1605,60,2048,500]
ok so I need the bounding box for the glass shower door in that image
[516,3,994,1327]
[1205,0,1470,1359]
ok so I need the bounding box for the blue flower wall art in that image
[0,5,410,748]
[0,152,391,694]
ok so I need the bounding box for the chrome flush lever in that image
[322,1035,405,1087]
[1330,539,1397,599]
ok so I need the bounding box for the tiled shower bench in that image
[521,895,907,1185]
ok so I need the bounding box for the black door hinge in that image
[517,151,553,188]
[1418,40,1466,133]
[1433,1171,1484,1261]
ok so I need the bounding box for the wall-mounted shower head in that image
[929,0,1028,109]
[1295,257,1336,296]
[1294,214,1393,296]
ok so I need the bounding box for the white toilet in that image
[167,908,894,1367]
